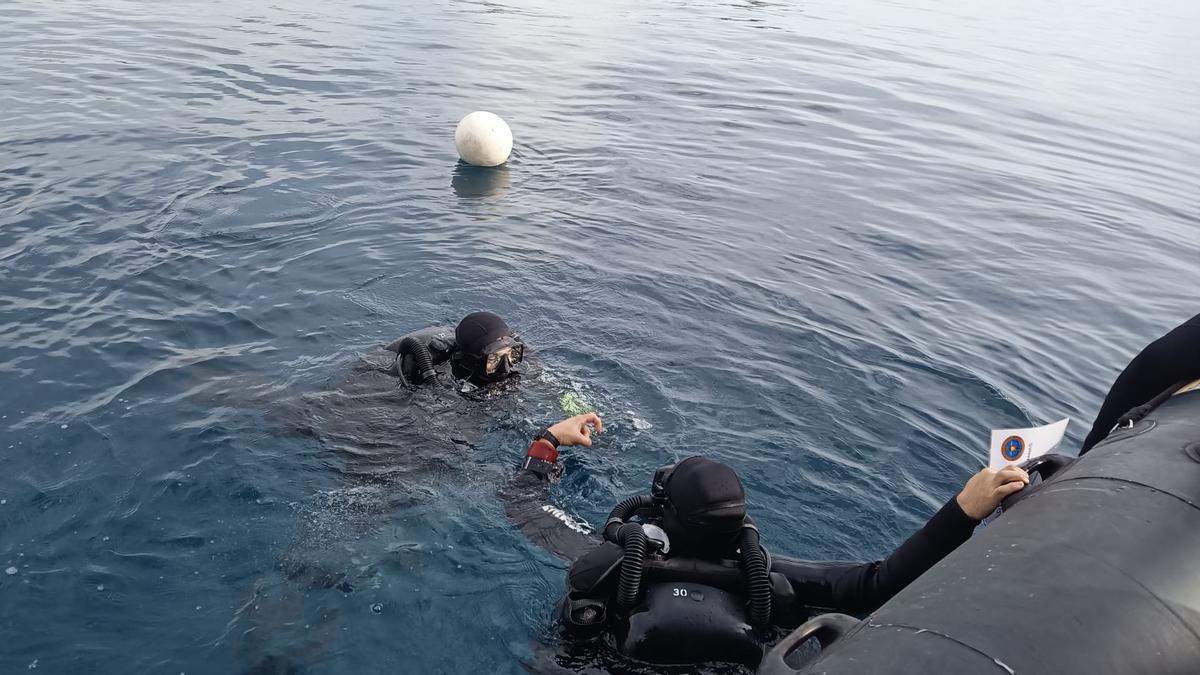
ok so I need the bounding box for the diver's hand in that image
[548,413,604,448]
[955,466,1030,520]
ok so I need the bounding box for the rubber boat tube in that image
[762,387,1200,675]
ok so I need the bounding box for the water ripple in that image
[2,0,1199,671]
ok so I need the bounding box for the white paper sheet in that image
[988,418,1069,469]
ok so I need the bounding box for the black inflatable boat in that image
[762,383,1200,675]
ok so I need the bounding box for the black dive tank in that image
[762,387,1200,675]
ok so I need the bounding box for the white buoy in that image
[454,111,513,167]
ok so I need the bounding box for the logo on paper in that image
[1001,435,1025,462]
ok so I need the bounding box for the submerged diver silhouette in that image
[232,311,546,673]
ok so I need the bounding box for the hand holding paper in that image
[956,465,1031,519]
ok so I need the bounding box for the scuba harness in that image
[560,458,776,666]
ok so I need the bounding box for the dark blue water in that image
[2,0,1198,672]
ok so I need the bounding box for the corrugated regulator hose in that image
[614,522,648,609]
[397,336,437,383]
[739,522,772,627]
[607,493,655,524]
[603,494,655,610]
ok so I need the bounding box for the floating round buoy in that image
[454,111,513,167]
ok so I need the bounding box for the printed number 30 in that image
[672,588,688,597]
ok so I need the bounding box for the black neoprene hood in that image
[455,311,511,355]
[664,456,748,546]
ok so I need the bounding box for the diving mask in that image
[485,344,523,375]
[480,336,524,377]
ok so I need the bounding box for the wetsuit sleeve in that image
[772,496,979,615]
[498,439,601,562]
[1080,312,1200,454]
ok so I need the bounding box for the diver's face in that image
[453,343,524,386]
[484,343,523,377]
[475,335,524,379]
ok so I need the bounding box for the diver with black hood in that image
[231,310,533,674]
[501,311,1200,670]
[501,413,1028,670]
[386,310,526,393]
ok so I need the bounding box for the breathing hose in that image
[602,494,656,609]
[739,521,772,627]
[397,336,437,384]
[607,493,655,525]
[613,522,648,609]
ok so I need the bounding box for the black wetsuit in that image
[502,468,601,562]
[234,322,530,675]
[502,443,981,620]
[1081,311,1200,454]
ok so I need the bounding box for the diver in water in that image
[233,310,535,674]
[501,413,1029,669]
[386,310,525,393]
[502,311,1200,669]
